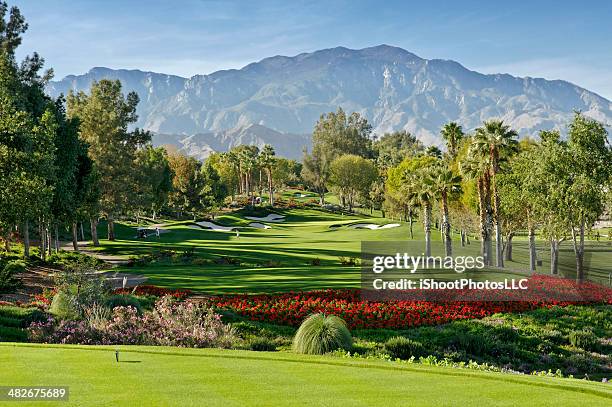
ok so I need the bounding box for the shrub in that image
[568,330,599,352]
[384,336,427,359]
[292,314,352,355]
[338,256,358,266]
[84,303,112,330]
[249,337,277,352]
[30,296,236,348]
[105,294,142,312]
[50,266,108,320]
[46,251,104,270]
[49,289,81,320]
[453,332,489,355]
[310,258,321,266]
[0,260,24,292]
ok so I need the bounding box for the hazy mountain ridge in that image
[47,45,612,156]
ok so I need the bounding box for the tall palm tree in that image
[259,144,276,207]
[471,120,518,267]
[398,183,420,240]
[440,122,464,160]
[460,149,493,265]
[411,168,436,257]
[430,163,462,257]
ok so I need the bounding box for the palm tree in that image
[411,168,436,257]
[236,145,259,200]
[430,163,462,257]
[440,122,464,160]
[259,144,276,207]
[460,149,493,265]
[472,120,518,267]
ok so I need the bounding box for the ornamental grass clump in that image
[292,313,352,355]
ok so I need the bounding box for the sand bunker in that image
[193,221,237,231]
[249,222,271,229]
[348,223,400,230]
[245,214,285,222]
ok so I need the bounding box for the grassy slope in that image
[0,344,610,407]
[90,206,611,293]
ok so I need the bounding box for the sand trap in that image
[249,222,271,229]
[193,221,237,231]
[245,214,285,222]
[348,223,400,230]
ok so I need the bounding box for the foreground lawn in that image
[86,207,610,293]
[1,344,610,406]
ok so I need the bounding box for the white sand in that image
[245,214,286,222]
[193,221,237,231]
[249,222,271,229]
[348,223,400,230]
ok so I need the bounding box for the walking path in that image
[61,241,147,288]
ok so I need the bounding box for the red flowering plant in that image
[206,276,611,330]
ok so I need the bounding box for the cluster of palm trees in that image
[219,144,277,205]
[461,121,518,266]
[395,120,518,266]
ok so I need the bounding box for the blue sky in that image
[13,0,612,99]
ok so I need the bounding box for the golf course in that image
[1,344,611,406]
[1,2,612,404]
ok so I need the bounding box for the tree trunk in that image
[23,221,30,258]
[80,222,85,241]
[39,222,46,261]
[54,224,59,252]
[46,227,52,257]
[460,230,465,247]
[504,232,514,262]
[107,214,115,241]
[441,191,452,257]
[3,230,10,251]
[492,177,504,268]
[72,222,79,252]
[571,220,585,282]
[550,239,559,275]
[91,218,100,247]
[423,203,431,257]
[267,169,274,207]
[408,208,414,240]
[528,226,536,272]
[477,177,489,265]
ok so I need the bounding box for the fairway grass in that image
[89,208,611,293]
[1,343,610,406]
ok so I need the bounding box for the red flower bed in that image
[207,276,612,329]
[114,285,191,299]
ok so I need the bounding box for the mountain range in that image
[46,45,612,159]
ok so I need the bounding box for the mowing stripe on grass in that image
[2,343,610,400]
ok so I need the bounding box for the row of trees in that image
[0,2,238,255]
[300,107,611,281]
[207,145,301,207]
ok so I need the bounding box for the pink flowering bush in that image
[28,296,235,348]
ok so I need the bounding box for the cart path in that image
[60,241,148,288]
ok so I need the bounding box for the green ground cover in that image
[226,305,612,380]
[0,343,610,407]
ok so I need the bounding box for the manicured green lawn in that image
[88,207,611,293]
[1,343,610,406]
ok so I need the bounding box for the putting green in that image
[1,344,610,406]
